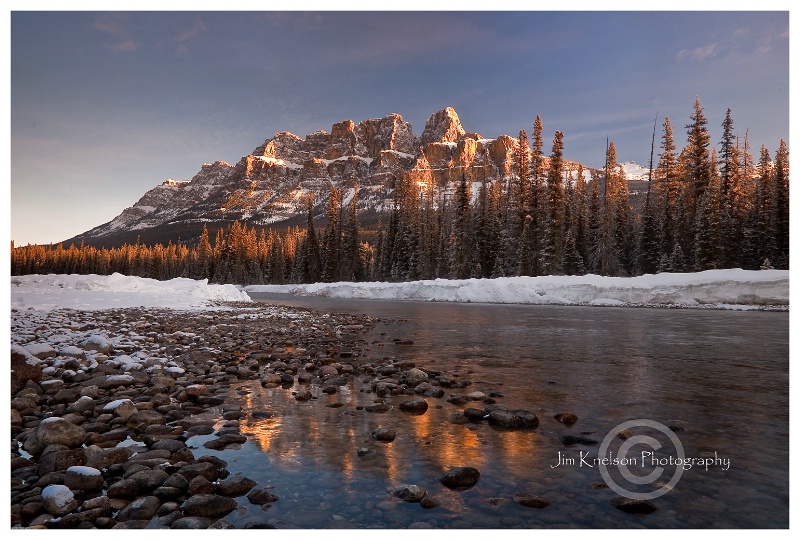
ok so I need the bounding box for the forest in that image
[11,98,790,285]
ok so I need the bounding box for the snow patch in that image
[10,273,250,311]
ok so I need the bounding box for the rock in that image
[318,365,338,377]
[438,466,480,489]
[177,462,220,482]
[128,469,169,494]
[260,373,282,386]
[185,384,208,397]
[38,448,87,475]
[126,410,166,432]
[463,407,486,422]
[609,496,658,514]
[487,409,539,429]
[513,493,551,508]
[216,476,257,497]
[24,417,86,455]
[116,496,161,522]
[188,475,216,495]
[170,516,216,529]
[399,397,428,414]
[208,519,236,529]
[11,345,43,391]
[294,389,313,401]
[554,412,579,425]
[420,496,441,509]
[103,398,138,420]
[561,435,599,446]
[41,484,80,516]
[64,466,104,491]
[371,428,397,442]
[182,494,238,519]
[393,485,427,502]
[423,387,445,398]
[449,412,469,424]
[246,488,279,505]
[365,403,391,413]
[203,433,247,450]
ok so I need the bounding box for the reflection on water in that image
[190,296,788,528]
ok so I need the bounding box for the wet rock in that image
[554,412,579,425]
[216,476,257,497]
[561,435,599,446]
[365,402,391,413]
[393,485,427,502]
[294,389,313,401]
[356,448,376,457]
[487,408,539,429]
[449,412,469,424]
[177,462,219,482]
[399,397,429,414]
[420,496,441,509]
[371,428,397,442]
[438,466,480,489]
[513,493,551,508]
[260,373,282,386]
[103,398,138,420]
[203,433,247,450]
[208,519,236,529]
[423,387,445,398]
[246,488,280,505]
[182,494,238,519]
[188,475,216,495]
[41,484,80,516]
[463,407,486,422]
[609,496,658,514]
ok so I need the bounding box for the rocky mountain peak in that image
[421,107,465,146]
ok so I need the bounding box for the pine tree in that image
[684,96,714,213]
[774,140,790,268]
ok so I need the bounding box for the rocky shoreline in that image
[11,302,553,529]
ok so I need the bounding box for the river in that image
[188,295,789,528]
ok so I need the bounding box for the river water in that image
[189,295,789,529]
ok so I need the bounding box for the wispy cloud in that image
[676,43,719,62]
[92,13,138,52]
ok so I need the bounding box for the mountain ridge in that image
[64,107,644,248]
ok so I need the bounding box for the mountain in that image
[64,107,643,248]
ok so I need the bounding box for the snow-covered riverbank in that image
[247,269,789,310]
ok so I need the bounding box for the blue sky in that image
[8,7,791,246]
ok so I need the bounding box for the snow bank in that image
[10,273,251,311]
[246,269,789,309]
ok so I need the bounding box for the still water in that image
[189,295,789,528]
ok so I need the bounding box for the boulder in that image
[24,417,86,455]
[438,466,480,489]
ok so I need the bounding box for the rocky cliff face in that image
[69,108,561,245]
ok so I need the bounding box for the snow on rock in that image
[23,342,57,359]
[41,485,79,515]
[10,273,250,311]
[247,269,789,309]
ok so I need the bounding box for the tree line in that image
[11,97,789,284]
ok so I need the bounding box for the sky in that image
[6,4,792,246]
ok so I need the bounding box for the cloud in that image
[175,19,207,44]
[92,13,139,52]
[676,43,719,62]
